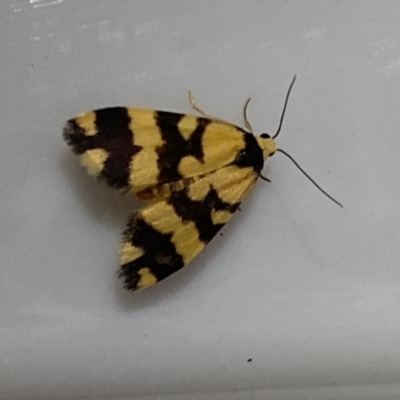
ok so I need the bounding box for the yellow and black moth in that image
[63,77,341,291]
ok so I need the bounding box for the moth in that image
[63,76,341,291]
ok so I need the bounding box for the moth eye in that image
[260,133,270,139]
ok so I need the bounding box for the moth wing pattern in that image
[119,165,259,290]
[63,107,249,193]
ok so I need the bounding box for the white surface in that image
[1,1,400,399]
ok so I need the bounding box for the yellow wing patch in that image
[80,148,108,176]
[136,268,158,289]
[177,114,199,140]
[74,111,97,136]
[119,242,144,265]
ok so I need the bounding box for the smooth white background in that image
[1,1,400,399]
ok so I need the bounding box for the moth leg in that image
[187,90,231,124]
[188,90,208,117]
[242,97,254,133]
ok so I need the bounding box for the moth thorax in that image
[257,134,277,160]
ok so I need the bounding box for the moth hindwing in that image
[64,104,277,291]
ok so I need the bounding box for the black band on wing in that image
[120,215,185,290]
[156,111,210,183]
[63,107,142,189]
[168,188,240,243]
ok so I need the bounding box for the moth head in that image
[257,133,277,160]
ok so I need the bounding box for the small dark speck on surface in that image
[247,358,252,362]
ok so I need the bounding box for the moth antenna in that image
[188,90,208,118]
[187,90,231,124]
[277,148,343,208]
[242,97,253,133]
[259,173,271,182]
[273,75,297,139]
